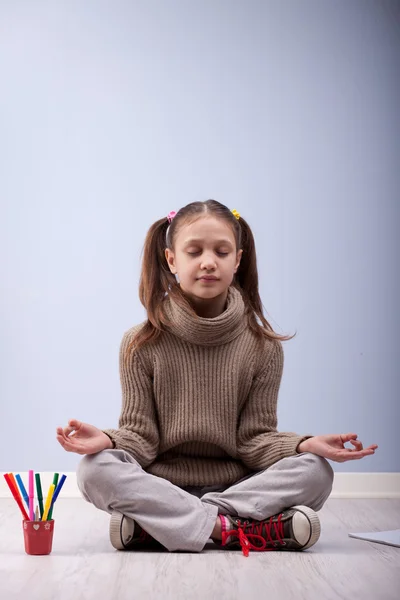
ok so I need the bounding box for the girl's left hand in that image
[298,433,378,463]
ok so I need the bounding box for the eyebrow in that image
[183,238,234,246]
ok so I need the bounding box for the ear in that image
[234,249,243,273]
[165,248,177,274]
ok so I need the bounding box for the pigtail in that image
[236,217,296,343]
[138,217,173,313]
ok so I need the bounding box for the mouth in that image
[198,277,219,282]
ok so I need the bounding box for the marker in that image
[3,474,29,520]
[35,473,44,519]
[42,484,55,521]
[28,470,34,521]
[47,473,59,520]
[15,475,29,510]
[48,474,67,518]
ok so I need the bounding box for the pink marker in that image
[28,470,34,521]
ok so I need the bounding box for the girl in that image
[56,200,378,557]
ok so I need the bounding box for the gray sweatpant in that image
[77,449,334,552]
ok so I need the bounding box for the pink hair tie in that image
[167,211,176,223]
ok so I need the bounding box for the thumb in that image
[68,419,81,429]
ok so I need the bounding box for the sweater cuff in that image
[295,435,314,453]
[102,430,116,449]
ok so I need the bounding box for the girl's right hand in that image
[56,419,113,455]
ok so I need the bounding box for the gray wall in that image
[1,0,399,474]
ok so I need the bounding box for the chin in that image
[196,284,228,298]
[181,283,222,299]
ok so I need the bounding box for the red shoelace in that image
[222,514,286,557]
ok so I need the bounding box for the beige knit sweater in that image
[103,286,311,487]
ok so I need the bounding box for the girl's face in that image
[165,216,242,302]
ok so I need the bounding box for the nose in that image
[200,253,217,270]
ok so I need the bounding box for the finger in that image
[56,427,70,442]
[336,449,375,461]
[340,433,358,443]
[58,427,78,444]
[67,420,82,438]
[56,434,85,454]
[350,439,363,450]
[344,443,377,453]
[63,426,77,438]
[56,434,73,452]
[57,431,75,445]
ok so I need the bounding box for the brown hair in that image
[127,199,295,359]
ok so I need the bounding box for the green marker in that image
[47,473,59,520]
[35,473,44,520]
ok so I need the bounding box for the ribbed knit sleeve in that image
[102,329,159,467]
[237,340,312,470]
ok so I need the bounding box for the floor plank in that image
[0,498,399,600]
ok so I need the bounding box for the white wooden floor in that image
[0,498,399,600]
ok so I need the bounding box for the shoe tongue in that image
[134,523,147,539]
[241,513,289,543]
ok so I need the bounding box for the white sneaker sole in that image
[109,511,131,550]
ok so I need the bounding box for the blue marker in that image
[48,474,67,516]
[15,474,30,510]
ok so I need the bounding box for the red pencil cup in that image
[22,519,55,555]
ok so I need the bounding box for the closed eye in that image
[187,252,229,256]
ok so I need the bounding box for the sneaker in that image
[216,505,321,557]
[109,511,164,551]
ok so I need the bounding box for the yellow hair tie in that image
[231,209,240,220]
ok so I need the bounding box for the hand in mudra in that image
[56,419,112,455]
[299,433,378,463]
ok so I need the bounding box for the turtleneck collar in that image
[163,285,248,346]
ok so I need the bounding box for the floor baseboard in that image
[1,472,399,499]
[329,472,400,498]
